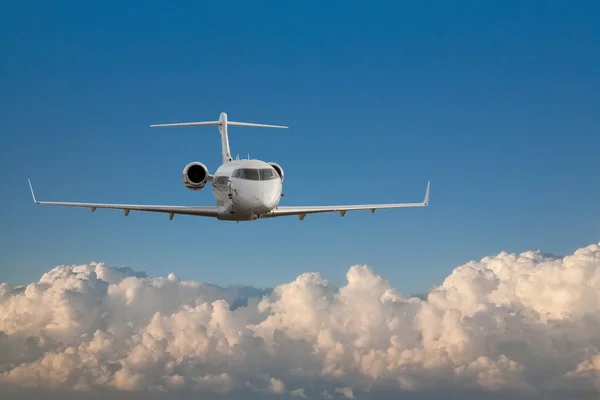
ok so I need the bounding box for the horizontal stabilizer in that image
[151,120,287,129]
[227,121,287,129]
[150,112,287,163]
[150,121,220,128]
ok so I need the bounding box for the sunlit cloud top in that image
[2,243,600,399]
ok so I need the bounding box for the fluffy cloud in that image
[2,243,600,399]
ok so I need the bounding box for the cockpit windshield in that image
[232,168,278,181]
[260,168,277,180]
[238,168,260,180]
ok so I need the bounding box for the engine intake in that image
[182,161,209,190]
[268,162,284,182]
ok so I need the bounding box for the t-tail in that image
[151,112,288,164]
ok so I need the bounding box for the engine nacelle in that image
[182,161,210,191]
[268,162,284,182]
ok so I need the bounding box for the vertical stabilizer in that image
[218,112,232,163]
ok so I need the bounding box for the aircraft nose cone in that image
[233,192,271,214]
[231,179,281,214]
[254,192,275,213]
[262,195,280,212]
[262,191,280,209]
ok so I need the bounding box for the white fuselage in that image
[211,159,282,221]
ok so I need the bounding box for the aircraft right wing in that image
[27,180,219,220]
[262,181,430,220]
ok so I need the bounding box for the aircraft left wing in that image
[27,180,219,219]
[262,181,430,220]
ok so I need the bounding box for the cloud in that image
[2,243,600,399]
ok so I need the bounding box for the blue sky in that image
[1,0,599,295]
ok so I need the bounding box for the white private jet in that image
[28,112,430,222]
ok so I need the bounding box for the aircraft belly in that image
[217,203,255,221]
[213,188,255,221]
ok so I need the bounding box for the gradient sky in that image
[1,0,599,295]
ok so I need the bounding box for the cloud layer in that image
[3,243,600,398]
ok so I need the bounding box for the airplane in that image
[28,112,430,222]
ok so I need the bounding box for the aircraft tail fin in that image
[151,112,287,163]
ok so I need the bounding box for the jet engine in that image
[268,162,284,182]
[182,161,210,190]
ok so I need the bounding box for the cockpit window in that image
[238,168,260,180]
[260,168,277,180]
[234,168,278,181]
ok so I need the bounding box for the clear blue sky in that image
[1,0,599,295]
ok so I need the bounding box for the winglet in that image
[28,179,39,204]
[424,180,430,206]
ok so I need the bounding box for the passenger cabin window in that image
[233,168,278,181]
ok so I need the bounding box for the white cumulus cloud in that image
[2,243,600,399]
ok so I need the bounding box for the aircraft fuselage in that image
[212,159,283,221]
